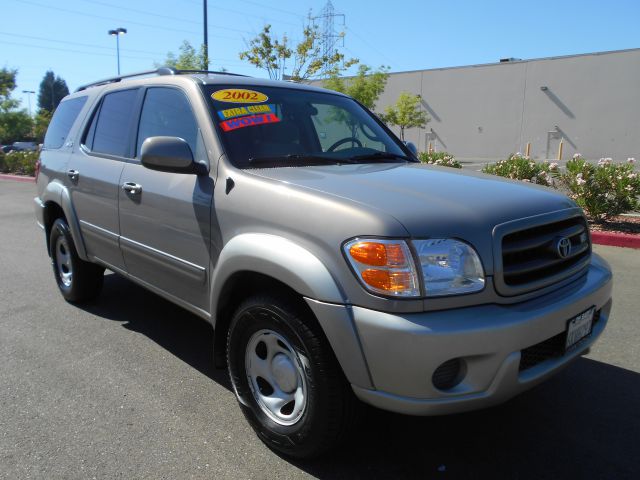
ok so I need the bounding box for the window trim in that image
[79,87,144,162]
[133,85,200,160]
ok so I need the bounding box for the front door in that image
[118,87,213,311]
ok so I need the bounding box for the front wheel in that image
[227,294,360,458]
[49,218,104,303]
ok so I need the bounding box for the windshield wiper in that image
[248,154,354,167]
[348,152,413,163]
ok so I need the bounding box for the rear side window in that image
[136,87,198,156]
[89,89,139,157]
[43,96,87,149]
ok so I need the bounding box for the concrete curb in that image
[0,174,35,183]
[591,231,640,249]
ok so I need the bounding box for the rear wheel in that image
[227,293,360,458]
[49,218,104,303]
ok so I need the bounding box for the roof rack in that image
[75,67,248,92]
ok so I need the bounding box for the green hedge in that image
[0,151,39,176]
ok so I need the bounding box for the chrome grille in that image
[499,215,590,294]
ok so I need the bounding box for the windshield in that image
[203,85,411,168]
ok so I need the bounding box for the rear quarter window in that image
[43,96,88,149]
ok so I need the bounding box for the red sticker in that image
[220,113,280,132]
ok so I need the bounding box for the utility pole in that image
[203,0,209,70]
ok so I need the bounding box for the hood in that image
[246,162,576,273]
[247,162,575,235]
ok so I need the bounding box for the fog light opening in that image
[432,358,466,391]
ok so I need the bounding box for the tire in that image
[227,293,360,458]
[49,218,104,303]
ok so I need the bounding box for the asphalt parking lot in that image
[1,178,639,479]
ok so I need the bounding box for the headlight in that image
[343,239,420,297]
[413,239,484,296]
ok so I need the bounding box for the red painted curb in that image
[0,174,35,183]
[591,231,640,249]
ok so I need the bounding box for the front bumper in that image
[350,254,613,415]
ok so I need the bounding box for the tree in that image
[159,40,208,70]
[380,92,429,141]
[239,24,357,82]
[34,109,52,143]
[37,71,69,113]
[323,64,389,110]
[0,67,32,143]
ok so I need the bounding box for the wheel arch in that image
[210,234,372,389]
[40,181,88,260]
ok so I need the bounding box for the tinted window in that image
[44,96,87,149]
[204,85,405,169]
[136,87,198,156]
[92,89,138,157]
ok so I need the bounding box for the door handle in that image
[122,182,142,195]
[67,169,79,181]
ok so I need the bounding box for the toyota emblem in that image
[556,237,571,258]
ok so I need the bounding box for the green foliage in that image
[380,92,429,140]
[37,70,69,113]
[34,109,52,143]
[0,150,39,176]
[323,65,389,110]
[0,110,33,143]
[418,151,461,168]
[160,40,208,70]
[0,69,33,143]
[554,156,640,221]
[482,153,555,187]
[239,24,357,82]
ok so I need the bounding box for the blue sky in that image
[2,0,639,113]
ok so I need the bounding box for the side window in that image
[90,89,139,157]
[136,87,198,156]
[43,96,87,149]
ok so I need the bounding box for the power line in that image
[11,0,240,39]
[0,39,158,61]
[234,0,305,19]
[75,0,254,34]
[0,31,167,56]
[183,0,302,27]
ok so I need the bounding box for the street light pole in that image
[22,90,35,117]
[108,27,127,75]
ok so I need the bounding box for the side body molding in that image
[40,181,89,260]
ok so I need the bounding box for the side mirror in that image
[140,136,206,175]
[403,141,418,156]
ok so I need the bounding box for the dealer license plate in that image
[565,307,595,351]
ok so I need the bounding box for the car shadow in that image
[82,273,638,479]
[79,272,231,391]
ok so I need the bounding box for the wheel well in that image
[43,202,66,255]
[213,271,313,368]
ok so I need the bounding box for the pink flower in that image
[628,157,636,164]
[549,162,559,169]
[573,153,582,159]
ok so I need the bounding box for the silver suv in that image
[35,68,613,458]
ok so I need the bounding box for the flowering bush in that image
[418,151,462,168]
[553,155,640,221]
[482,153,555,187]
[0,150,39,176]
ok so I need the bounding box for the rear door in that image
[118,86,213,311]
[69,88,141,271]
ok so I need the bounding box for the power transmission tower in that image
[312,1,345,76]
